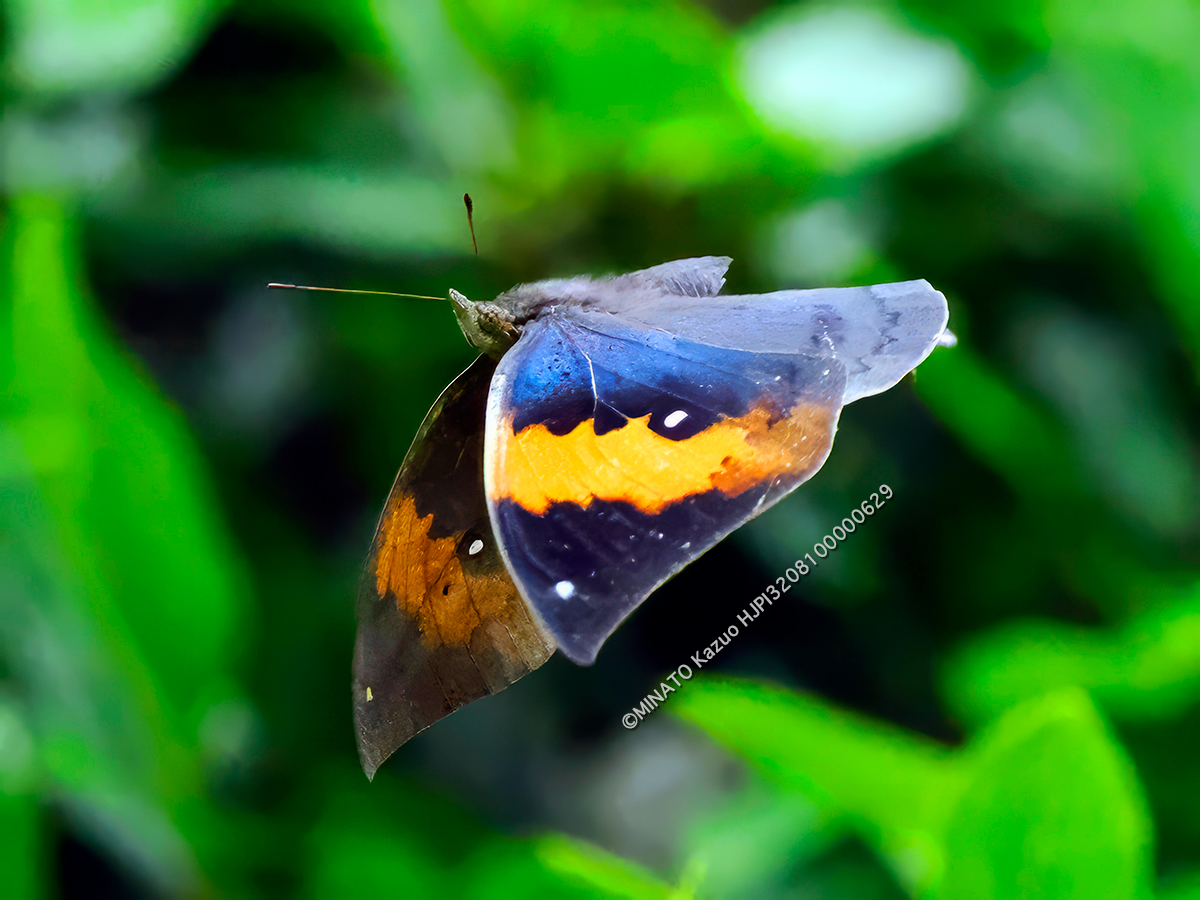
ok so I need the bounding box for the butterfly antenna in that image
[463,192,479,255]
[267,283,444,301]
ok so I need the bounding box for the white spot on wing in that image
[663,409,689,429]
[555,580,576,600]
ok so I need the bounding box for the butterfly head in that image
[448,288,520,358]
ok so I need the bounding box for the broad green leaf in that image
[302,772,485,900]
[535,834,693,900]
[671,677,961,893]
[672,678,957,833]
[941,690,1153,899]
[683,780,836,899]
[451,0,731,124]
[467,838,621,900]
[944,587,1200,725]
[1,194,267,892]
[675,679,1155,898]
[6,0,224,96]
[0,429,198,893]
[5,194,249,720]
[446,0,754,190]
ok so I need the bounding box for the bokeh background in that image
[3,0,1200,896]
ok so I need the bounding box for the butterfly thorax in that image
[449,277,602,358]
[449,257,741,358]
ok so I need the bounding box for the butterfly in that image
[352,256,954,778]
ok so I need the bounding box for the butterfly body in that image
[354,256,952,777]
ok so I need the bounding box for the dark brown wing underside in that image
[352,355,554,779]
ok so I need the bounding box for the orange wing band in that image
[490,403,835,515]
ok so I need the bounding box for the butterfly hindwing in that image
[353,355,554,778]
[603,255,732,297]
[595,276,952,404]
[484,310,847,664]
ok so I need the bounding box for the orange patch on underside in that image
[490,404,834,515]
[372,494,552,661]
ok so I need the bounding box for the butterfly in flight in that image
[346,256,954,778]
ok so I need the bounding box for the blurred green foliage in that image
[2,0,1199,897]
[675,679,1152,898]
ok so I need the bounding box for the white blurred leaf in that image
[6,0,223,96]
[738,7,971,161]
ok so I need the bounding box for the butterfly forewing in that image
[484,310,847,665]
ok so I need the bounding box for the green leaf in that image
[672,677,957,832]
[941,690,1153,900]
[467,838,614,900]
[671,677,961,893]
[6,0,224,96]
[944,586,1200,725]
[682,780,836,899]
[446,0,753,189]
[535,834,692,900]
[5,194,249,721]
[675,679,1155,897]
[1,193,268,892]
[0,428,199,893]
